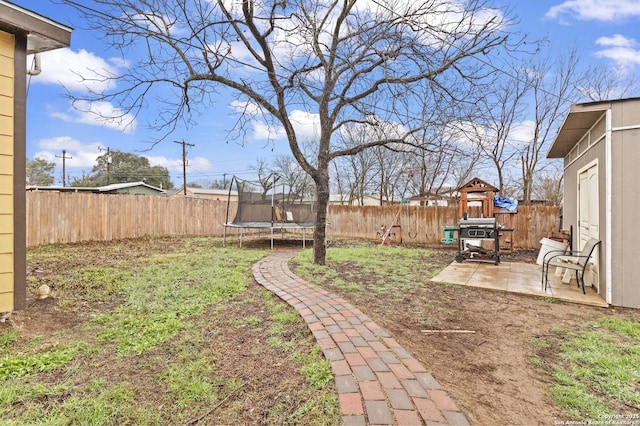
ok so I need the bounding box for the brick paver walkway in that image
[253,250,469,425]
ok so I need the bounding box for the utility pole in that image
[98,146,112,185]
[174,140,194,195]
[55,149,72,187]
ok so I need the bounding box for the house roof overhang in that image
[0,1,72,54]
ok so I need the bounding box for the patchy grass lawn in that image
[2,237,339,425]
[1,236,638,425]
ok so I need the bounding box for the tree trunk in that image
[312,166,330,265]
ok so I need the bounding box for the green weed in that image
[0,342,85,380]
[301,359,333,389]
[243,315,263,326]
[160,358,218,407]
[0,331,17,350]
[532,318,640,420]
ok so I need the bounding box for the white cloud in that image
[229,100,263,116]
[145,155,213,172]
[546,0,640,22]
[597,34,638,47]
[251,120,287,141]
[29,48,136,133]
[131,12,189,37]
[33,136,102,169]
[229,101,320,143]
[247,110,320,142]
[187,157,214,171]
[29,48,124,93]
[595,34,640,70]
[509,120,536,144]
[49,100,137,134]
[289,110,320,142]
[34,137,197,179]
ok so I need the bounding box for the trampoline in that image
[223,176,317,248]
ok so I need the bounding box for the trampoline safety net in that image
[227,176,316,227]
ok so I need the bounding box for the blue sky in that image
[11,0,640,187]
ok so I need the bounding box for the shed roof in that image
[0,1,72,54]
[548,97,640,158]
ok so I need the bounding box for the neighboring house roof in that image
[172,187,238,198]
[27,182,166,195]
[0,1,72,54]
[98,182,166,194]
[187,187,235,196]
[548,97,640,158]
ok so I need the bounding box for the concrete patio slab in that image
[431,261,608,308]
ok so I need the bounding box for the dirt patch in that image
[322,246,639,425]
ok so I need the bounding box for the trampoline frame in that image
[222,176,318,249]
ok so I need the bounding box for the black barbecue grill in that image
[455,217,504,264]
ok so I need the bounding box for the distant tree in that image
[332,125,378,205]
[270,154,314,201]
[403,123,482,199]
[476,64,528,195]
[518,47,582,204]
[211,178,230,189]
[250,158,280,199]
[533,171,563,206]
[579,63,638,101]
[26,157,55,186]
[72,150,173,189]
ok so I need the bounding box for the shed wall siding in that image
[610,100,640,308]
[0,30,14,312]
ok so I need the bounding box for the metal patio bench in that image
[542,238,601,294]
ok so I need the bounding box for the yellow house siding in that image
[0,30,14,312]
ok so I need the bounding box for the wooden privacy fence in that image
[26,192,562,249]
[26,192,237,247]
[327,204,562,249]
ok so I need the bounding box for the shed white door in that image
[578,163,599,288]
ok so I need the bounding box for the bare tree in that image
[579,63,639,102]
[63,0,516,264]
[250,157,279,198]
[475,66,528,195]
[332,123,380,205]
[270,154,314,202]
[533,170,563,206]
[403,122,483,199]
[519,47,583,204]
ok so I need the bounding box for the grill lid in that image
[459,217,496,227]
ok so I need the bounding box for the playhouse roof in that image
[457,177,497,193]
